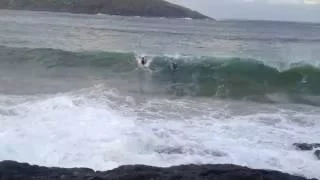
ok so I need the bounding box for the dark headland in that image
[0,0,212,19]
[0,161,316,180]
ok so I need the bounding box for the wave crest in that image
[1,46,320,104]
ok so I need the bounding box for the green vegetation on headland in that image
[0,0,212,19]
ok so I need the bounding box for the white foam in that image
[0,87,319,179]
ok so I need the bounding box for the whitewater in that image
[0,10,319,179]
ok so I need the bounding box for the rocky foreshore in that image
[0,160,316,180]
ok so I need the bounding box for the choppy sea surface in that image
[0,10,319,179]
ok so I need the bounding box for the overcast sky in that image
[168,0,320,22]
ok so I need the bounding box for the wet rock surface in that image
[293,143,320,151]
[293,143,320,162]
[315,150,320,160]
[0,160,316,180]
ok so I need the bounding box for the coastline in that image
[0,0,212,20]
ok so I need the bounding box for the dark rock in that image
[0,0,212,19]
[0,160,316,180]
[314,144,320,148]
[294,143,314,151]
[293,143,320,151]
[315,150,320,160]
[0,160,95,180]
[88,177,104,180]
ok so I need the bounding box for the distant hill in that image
[0,0,212,19]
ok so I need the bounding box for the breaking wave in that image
[1,46,320,104]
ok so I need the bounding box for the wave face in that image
[1,46,320,103]
[150,56,320,98]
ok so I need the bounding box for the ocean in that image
[0,10,319,179]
